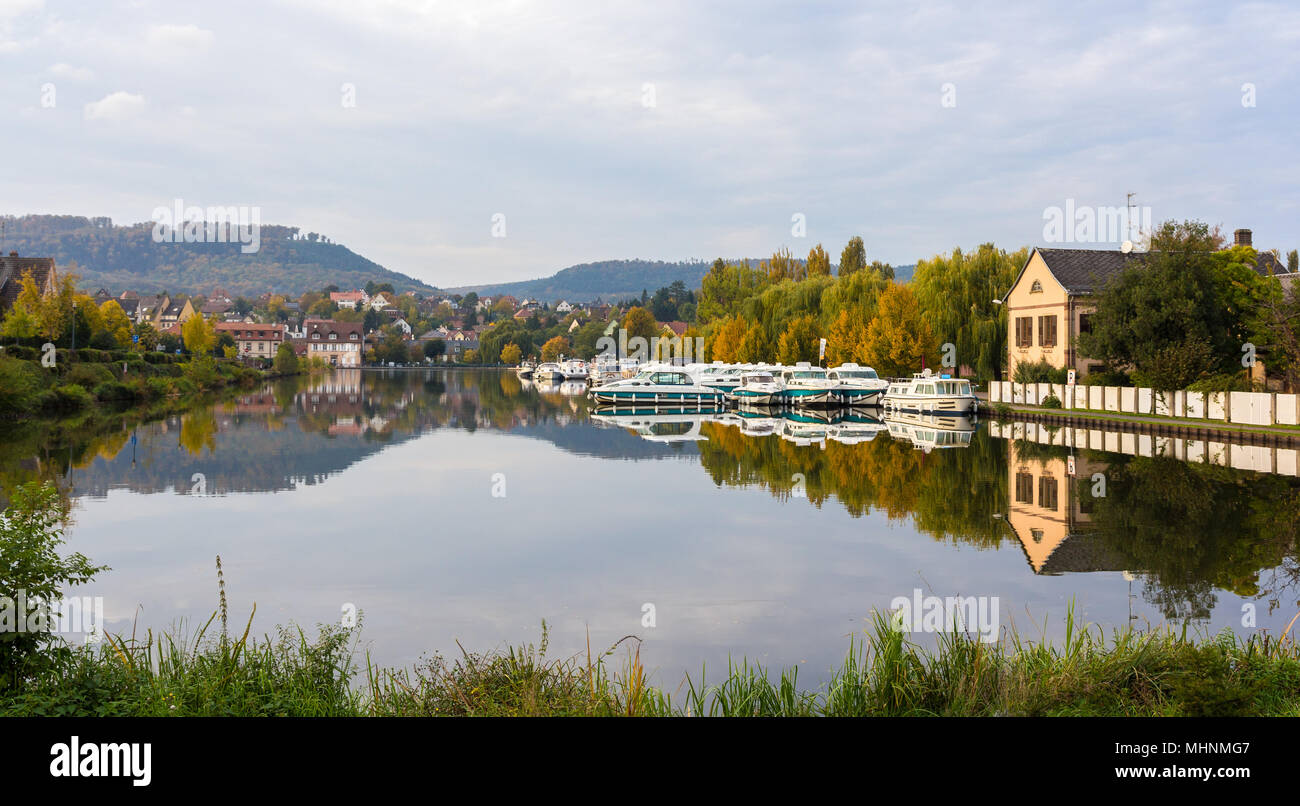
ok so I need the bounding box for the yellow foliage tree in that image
[540,335,569,362]
[500,343,522,365]
[825,307,867,366]
[99,299,133,347]
[182,314,215,356]
[776,314,822,364]
[860,284,937,377]
[706,315,749,363]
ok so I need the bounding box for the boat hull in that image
[590,389,725,405]
[881,395,978,414]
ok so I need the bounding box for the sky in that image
[2,0,1298,288]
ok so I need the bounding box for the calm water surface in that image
[5,368,1298,690]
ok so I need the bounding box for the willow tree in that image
[911,242,1027,381]
[807,244,831,277]
[697,259,766,324]
[839,236,866,276]
[776,315,822,364]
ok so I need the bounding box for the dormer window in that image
[312,333,320,340]
[329,333,337,340]
[1030,280,1043,293]
[350,333,357,340]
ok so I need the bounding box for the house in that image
[329,290,368,310]
[390,317,413,336]
[215,322,286,359]
[201,298,234,315]
[661,321,689,337]
[0,252,58,316]
[133,295,168,325]
[304,318,364,367]
[156,298,196,331]
[555,300,574,313]
[369,292,395,311]
[115,297,140,320]
[1002,229,1285,379]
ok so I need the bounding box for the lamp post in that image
[71,300,77,353]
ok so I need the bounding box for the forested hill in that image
[0,215,438,297]
[448,259,716,302]
[451,258,916,301]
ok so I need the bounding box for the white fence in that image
[986,420,1298,477]
[989,382,1300,428]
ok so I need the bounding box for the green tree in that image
[1,482,109,691]
[274,342,300,374]
[621,306,659,341]
[181,314,215,356]
[839,236,866,277]
[776,314,823,364]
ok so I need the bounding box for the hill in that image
[451,258,916,301]
[0,215,438,297]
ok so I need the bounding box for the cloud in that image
[50,62,93,80]
[145,23,214,50]
[84,91,145,121]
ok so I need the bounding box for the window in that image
[1015,472,1034,503]
[1038,476,1059,511]
[1030,280,1042,293]
[1079,313,1093,334]
[1015,317,1033,347]
[312,333,320,340]
[1038,315,1058,348]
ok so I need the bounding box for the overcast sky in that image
[2,0,1297,288]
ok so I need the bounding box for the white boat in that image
[515,360,535,379]
[779,363,837,407]
[560,358,588,380]
[588,354,622,386]
[687,362,744,393]
[727,369,786,406]
[533,362,564,382]
[588,368,727,406]
[827,363,888,406]
[881,369,978,414]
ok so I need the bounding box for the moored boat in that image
[881,369,978,414]
[779,363,837,406]
[588,368,727,406]
[727,369,786,406]
[827,363,888,406]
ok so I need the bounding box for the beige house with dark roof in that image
[1002,229,1284,379]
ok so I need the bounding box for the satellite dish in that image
[1121,240,1134,254]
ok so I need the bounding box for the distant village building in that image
[304,318,364,367]
[330,290,368,310]
[216,322,286,359]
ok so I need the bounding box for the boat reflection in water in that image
[590,404,727,444]
[883,410,979,452]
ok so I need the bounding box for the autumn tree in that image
[621,306,659,342]
[776,314,822,364]
[707,315,749,363]
[500,343,523,365]
[541,335,569,362]
[737,322,774,363]
[181,314,215,356]
[861,284,937,377]
[99,299,133,347]
[806,244,831,277]
[825,307,867,366]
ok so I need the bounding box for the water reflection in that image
[2,368,1297,685]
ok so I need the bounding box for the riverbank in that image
[5,610,1298,717]
[0,348,274,422]
[987,400,1300,445]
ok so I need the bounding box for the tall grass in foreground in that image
[5,605,1300,717]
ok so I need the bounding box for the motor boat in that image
[588,368,727,406]
[779,363,837,407]
[827,363,888,406]
[727,369,786,406]
[881,369,978,414]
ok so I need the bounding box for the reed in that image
[5,603,1300,717]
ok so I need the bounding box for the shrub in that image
[1186,373,1254,393]
[40,384,93,412]
[1012,359,1068,385]
[0,356,46,415]
[1081,370,1131,387]
[63,363,115,389]
[92,380,136,401]
[1041,394,1062,409]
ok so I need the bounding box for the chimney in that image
[1234,228,1252,247]
[7,251,16,257]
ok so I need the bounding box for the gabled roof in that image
[1014,246,1286,299]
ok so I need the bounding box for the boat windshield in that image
[790,370,826,379]
[744,374,774,383]
[839,370,879,379]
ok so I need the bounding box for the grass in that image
[995,399,1300,436]
[5,604,1300,717]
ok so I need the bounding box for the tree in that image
[737,322,773,363]
[1289,249,1299,274]
[766,247,799,282]
[133,322,160,351]
[1077,221,1240,389]
[807,244,831,277]
[861,284,937,377]
[0,482,108,691]
[181,314,215,356]
[775,314,822,364]
[541,335,569,362]
[621,306,659,341]
[825,307,867,366]
[706,315,749,363]
[274,342,299,374]
[698,259,766,324]
[0,272,41,343]
[423,338,446,360]
[500,343,522,365]
[839,236,866,276]
[911,243,1027,381]
[99,299,133,347]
